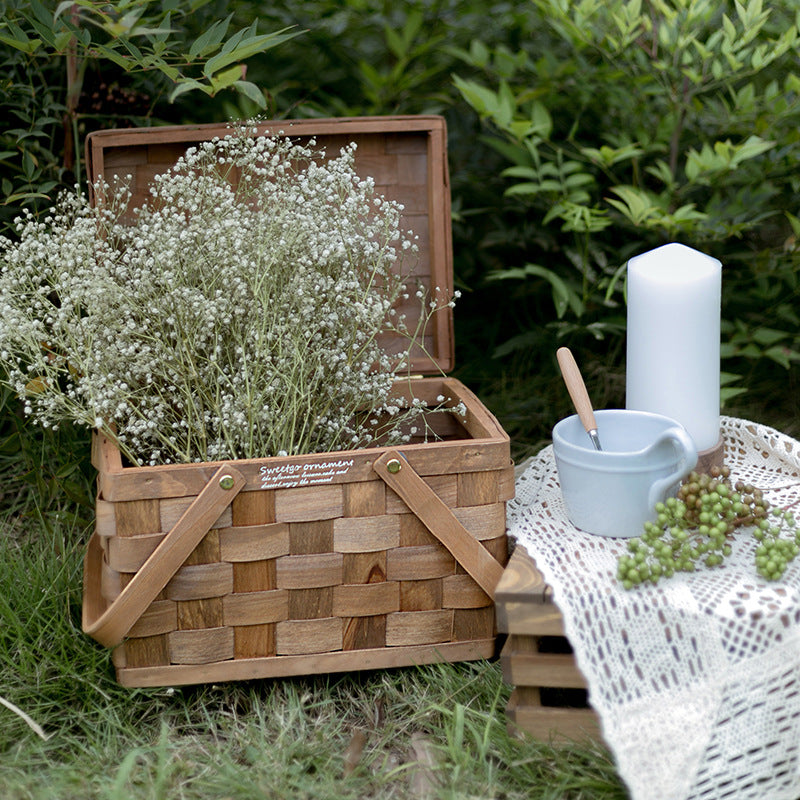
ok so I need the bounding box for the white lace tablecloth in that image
[507,416,800,800]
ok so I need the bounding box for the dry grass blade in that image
[0,694,50,740]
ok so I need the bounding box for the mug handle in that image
[647,427,699,510]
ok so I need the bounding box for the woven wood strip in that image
[453,606,495,640]
[288,519,333,555]
[332,582,400,617]
[399,578,443,611]
[458,469,504,505]
[234,624,276,659]
[276,617,344,655]
[125,634,170,668]
[218,523,290,561]
[222,589,289,626]
[288,587,333,620]
[333,515,401,552]
[127,599,177,638]
[177,597,223,630]
[386,544,455,581]
[95,497,117,537]
[343,480,386,517]
[385,609,453,646]
[165,562,234,601]
[386,474,457,514]
[107,532,164,572]
[452,503,506,540]
[274,485,344,522]
[168,627,235,664]
[116,498,161,536]
[275,553,344,589]
[101,557,122,602]
[442,574,492,609]
[160,496,232,532]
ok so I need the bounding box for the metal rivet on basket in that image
[386,458,402,474]
[219,474,235,490]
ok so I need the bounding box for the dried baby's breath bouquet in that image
[0,127,460,466]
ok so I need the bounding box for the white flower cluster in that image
[0,130,458,465]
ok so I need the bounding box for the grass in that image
[0,415,629,800]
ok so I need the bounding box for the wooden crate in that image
[80,117,514,687]
[495,547,602,742]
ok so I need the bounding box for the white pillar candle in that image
[626,242,722,452]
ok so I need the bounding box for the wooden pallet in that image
[495,546,602,742]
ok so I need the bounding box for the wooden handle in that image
[373,451,504,598]
[83,465,246,647]
[556,347,598,434]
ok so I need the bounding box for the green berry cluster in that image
[616,466,800,589]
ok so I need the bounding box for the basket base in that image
[114,638,497,688]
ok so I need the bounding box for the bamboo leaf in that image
[202,27,299,79]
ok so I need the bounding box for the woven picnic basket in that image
[81,116,513,687]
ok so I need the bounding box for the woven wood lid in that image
[84,115,455,374]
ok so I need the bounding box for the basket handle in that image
[373,450,504,598]
[83,465,246,648]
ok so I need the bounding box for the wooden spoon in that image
[556,347,602,451]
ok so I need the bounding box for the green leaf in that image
[168,79,211,103]
[202,27,299,79]
[209,64,244,94]
[188,14,232,59]
[487,263,584,318]
[233,80,267,109]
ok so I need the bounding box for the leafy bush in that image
[0,0,297,232]
[452,0,800,419]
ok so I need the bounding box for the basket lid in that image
[85,115,454,375]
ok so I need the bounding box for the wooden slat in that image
[342,615,387,650]
[127,600,177,638]
[275,553,344,589]
[223,589,289,626]
[332,582,400,617]
[498,602,565,637]
[160,496,232,532]
[168,627,235,665]
[343,551,387,584]
[333,515,401,552]
[502,649,587,690]
[274,485,344,522]
[452,503,506,540]
[442,574,492,609]
[453,606,495,641]
[177,597,223,630]
[343,480,386,517]
[386,473,457,514]
[399,578,443,611]
[385,609,453,646]
[116,638,497,687]
[95,424,510,502]
[289,519,334,555]
[506,689,601,743]
[218,523,290,562]
[165,562,234,601]
[288,587,333,620]
[275,617,344,655]
[386,544,455,581]
[123,634,170,668]
[495,547,550,607]
[231,488,275,526]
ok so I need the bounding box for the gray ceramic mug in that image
[552,409,698,538]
